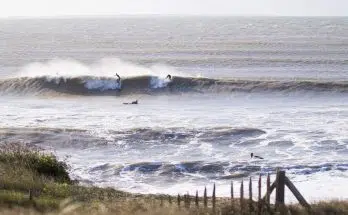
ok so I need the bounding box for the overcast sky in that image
[1,0,348,17]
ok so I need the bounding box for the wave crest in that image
[1,75,348,96]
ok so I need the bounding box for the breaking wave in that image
[0,126,266,148]
[1,126,347,182]
[126,161,348,177]
[1,75,348,96]
[87,160,348,181]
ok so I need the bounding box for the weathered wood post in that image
[266,173,271,205]
[195,190,199,207]
[177,194,181,207]
[284,177,311,209]
[204,186,208,208]
[258,174,261,201]
[230,181,234,211]
[212,183,216,211]
[249,177,253,213]
[258,174,262,215]
[240,180,244,212]
[231,181,234,199]
[275,170,285,207]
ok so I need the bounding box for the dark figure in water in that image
[251,153,264,159]
[123,100,138,105]
[115,73,121,83]
[166,74,172,80]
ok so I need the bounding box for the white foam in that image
[84,79,121,91]
[150,76,171,89]
[15,57,187,79]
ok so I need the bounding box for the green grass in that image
[0,142,347,215]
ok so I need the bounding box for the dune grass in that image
[0,142,347,215]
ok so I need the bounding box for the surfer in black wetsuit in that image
[251,153,264,159]
[123,100,138,105]
[115,73,122,91]
[115,73,121,84]
[166,74,172,80]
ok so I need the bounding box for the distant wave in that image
[0,126,266,147]
[1,75,348,96]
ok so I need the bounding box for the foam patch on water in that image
[150,76,171,89]
[84,79,121,91]
[15,57,187,79]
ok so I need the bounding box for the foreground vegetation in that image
[0,143,347,215]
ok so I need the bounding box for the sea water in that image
[0,17,347,202]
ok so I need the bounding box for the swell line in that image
[1,75,348,96]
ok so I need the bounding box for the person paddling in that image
[250,153,264,159]
[123,100,138,105]
[166,74,172,80]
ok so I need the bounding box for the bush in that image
[0,143,71,184]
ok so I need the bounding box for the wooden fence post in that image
[177,194,181,207]
[212,183,216,211]
[195,190,199,207]
[266,173,270,205]
[284,177,311,209]
[240,180,244,212]
[275,171,285,207]
[258,174,261,201]
[231,180,234,199]
[204,186,207,208]
[258,174,262,215]
[249,177,253,213]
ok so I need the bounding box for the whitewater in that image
[0,17,347,203]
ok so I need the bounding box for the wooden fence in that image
[168,170,311,214]
[24,170,310,214]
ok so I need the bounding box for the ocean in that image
[0,16,347,202]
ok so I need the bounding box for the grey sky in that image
[1,0,348,17]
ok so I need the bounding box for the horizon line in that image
[1,14,347,19]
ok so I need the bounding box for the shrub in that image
[0,143,71,184]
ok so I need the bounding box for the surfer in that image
[250,153,264,159]
[115,73,122,91]
[115,73,121,84]
[166,74,172,80]
[123,100,138,105]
